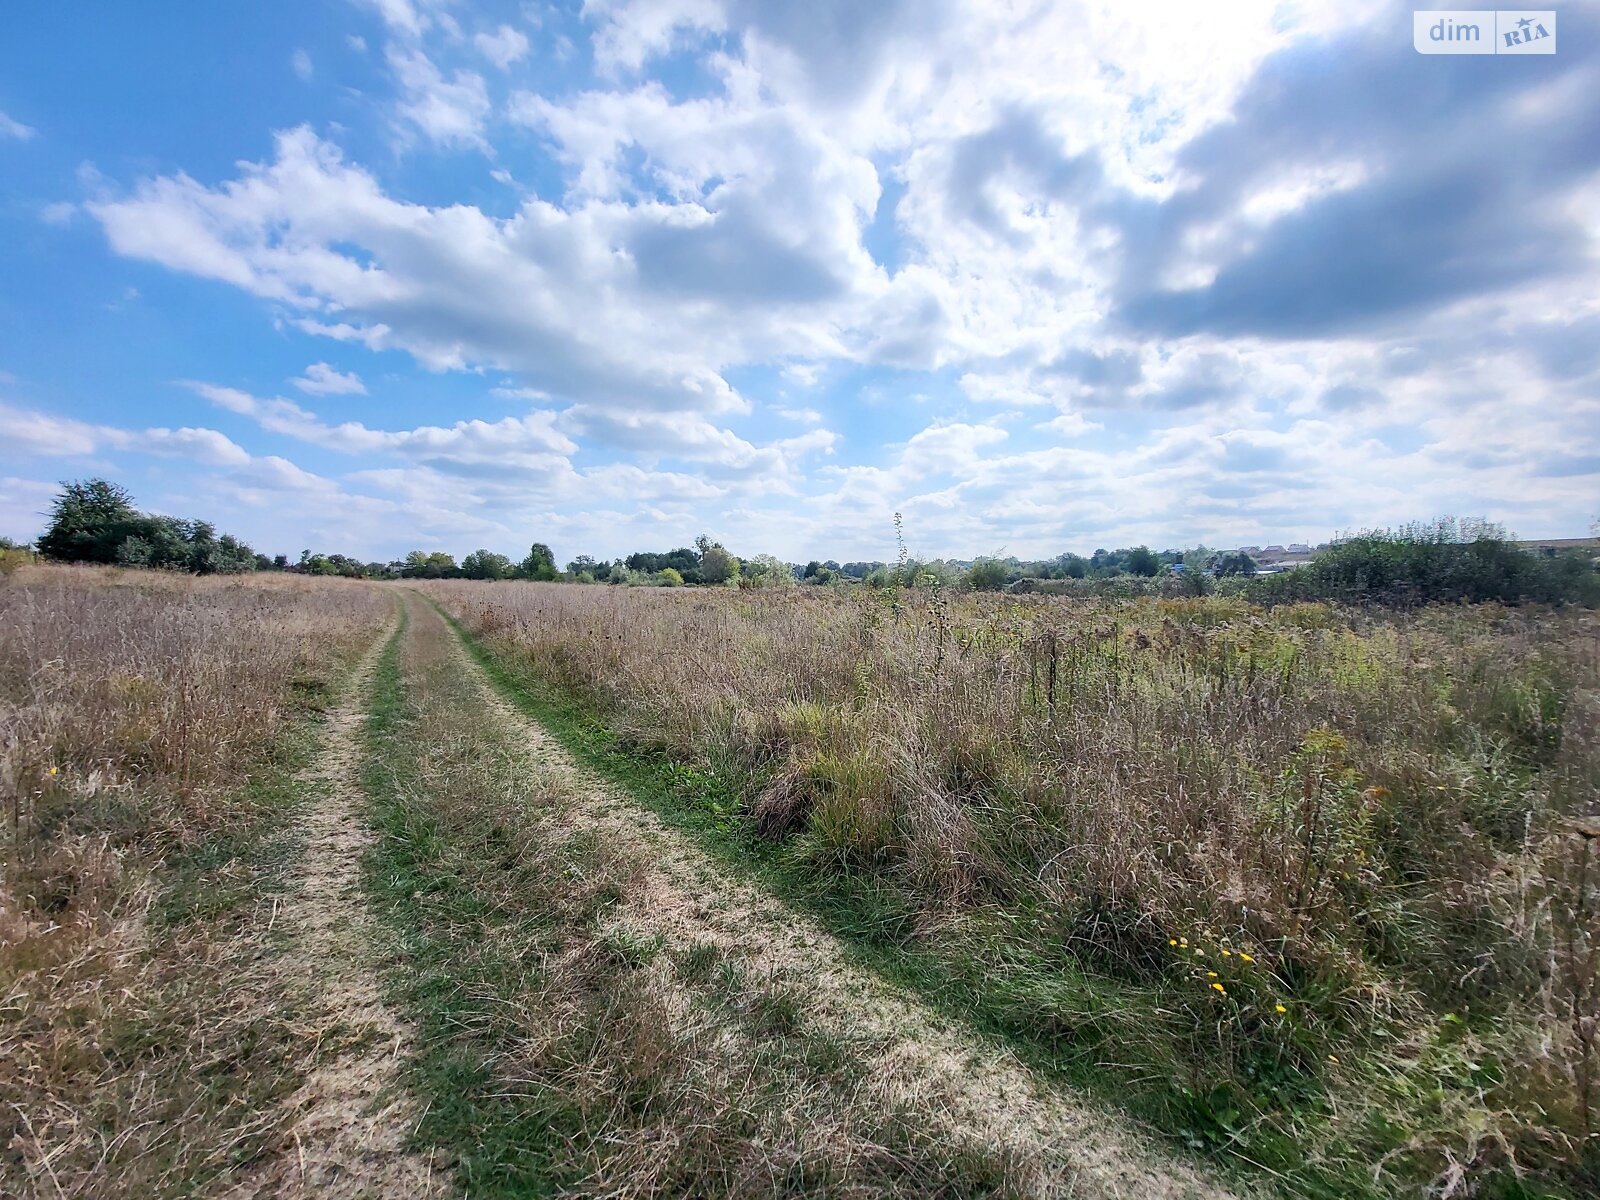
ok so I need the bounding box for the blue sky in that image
[2,0,1596,564]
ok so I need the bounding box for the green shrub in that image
[1248,520,1599,608]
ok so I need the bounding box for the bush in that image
[1247,520,1600,608]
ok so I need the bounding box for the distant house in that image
[1238,545,1261,554]
[1261,544,1285,555]
[1286,543,1311,554]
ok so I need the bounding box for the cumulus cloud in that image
[55,0,1600,557]
[386,47,491,147]
[291,362,367,395]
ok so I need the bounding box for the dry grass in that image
[0,564,390,1197]
[365,595,1085,1197]
[426,580,1600,1195]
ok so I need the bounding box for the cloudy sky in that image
[2,1,1596,564]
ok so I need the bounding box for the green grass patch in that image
[431,598,1579,1200]
[364,602,1046,1196]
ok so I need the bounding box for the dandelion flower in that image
[1221,949,1232,956]
[1240,953,1254,963]
[1328,1054,1339,1063]
[1211,983,1226,994]
[1193,947,1204,956]
[1275,1004,1287,1014]
[1169,939,1178,946]
[49,766,59,776]
[1207,971,1218,978]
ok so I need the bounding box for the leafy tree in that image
[519,542,557,581]
[656,567,684,587]
[696,535,740,585]
[402,550,460,579]
[462,549,515,580]
[38,479,141,563]
[1215,552,1258,577]
[566,554,599,577]
[740,553,794,587]
[965,557,1009,590]
[1124,545,1160,577]
[626,547,702,583]
[39,480,257,573]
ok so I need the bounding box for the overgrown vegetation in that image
[1247,520,1600,607]
[0,564,389,1196]
[427,579,1600,1197]
[362,596,1039,1197]
[36,479,262,573]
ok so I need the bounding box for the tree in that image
[1215,552,1258,577]
[38,480,257,573]
[402,550,459,579]
[37,478,140,563]
[965,557,1009,590]
[740,553,794,587]
[519,542,557,581]
[1124,545,1160,577]
[566,554,599,577]
[696,535,740,585]
[462,549,515,580]
[656,567,684,587]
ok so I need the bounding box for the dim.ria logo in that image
[1413,9,1557,53]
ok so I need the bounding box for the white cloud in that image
[291,48,314,81]
[474,24,530,70]
[186,382,577,469]
[292,362,367,395]
[55,0,1600,558]
[0,402,251,466]
[386,47,491,147]
[0,110,36,140]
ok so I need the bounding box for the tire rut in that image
[226,615,441,1200]
[414,593,1247,1200]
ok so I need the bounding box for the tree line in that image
[18,479,1598,606]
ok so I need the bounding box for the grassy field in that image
[424,579,1600,1198]
[5,564,1596,1198]
[0,565,391,1196]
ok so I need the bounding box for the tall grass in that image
[1,564,389,1196]
[426,580,1600,1196]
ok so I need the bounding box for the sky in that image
[1,1,1596,565]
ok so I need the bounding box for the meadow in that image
[4,562,1597,1198]
[0,565,390,1195]
[425,579,1600,1197]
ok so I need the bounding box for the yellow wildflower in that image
[1328,1054,1340,1063]
[1220,949,1231,956]
[1275,1004,1287,1014]
[1211,983,1226,994]
[1206,971,1218,978]
[1169,939,1177,946]
[49,766,59,776]
[1239,953,1254,963]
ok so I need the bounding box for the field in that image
[4,565,1597,1198]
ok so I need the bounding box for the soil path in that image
[227,615,441,1199]
[418,593,1246,1200]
